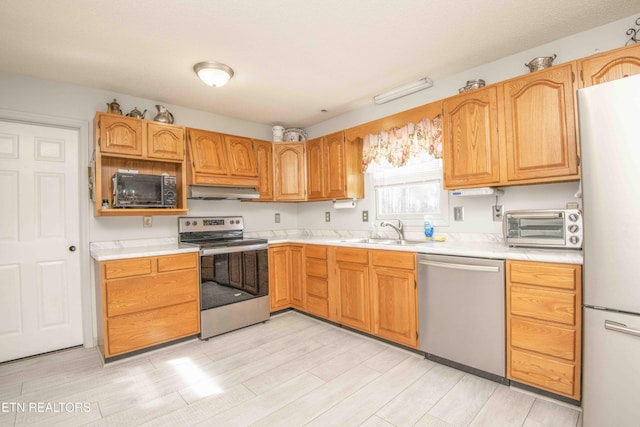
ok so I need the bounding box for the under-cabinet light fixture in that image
[373,77,433,104]
[193,61,234,87]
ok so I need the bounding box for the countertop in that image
[267,236,583,264]
[90,237,199,261]
[91,234,583,265]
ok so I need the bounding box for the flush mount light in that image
[193,61,234,87]
[373,77,433,104]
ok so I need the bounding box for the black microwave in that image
[112,172,177,208]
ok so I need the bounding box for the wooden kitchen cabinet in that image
[93,112,188,217]
[579,42,640,88]
[306,132,364,201]
[306,137,324,200]
[268,244,304,312]
[273,143,306,201]
[369,250,418,348]
[96,252,200,360]
[502,63,580,183]
[97,114,144,156]
[186,128,259,187]
[442,86,502,189]
[254,139,274,201]
[506,259,582,400]
[304,245,330,319]
[334,247,370,332]
[147,122,185,161]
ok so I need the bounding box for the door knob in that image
[69,245,76,252]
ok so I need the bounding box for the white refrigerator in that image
[579,73,640,427]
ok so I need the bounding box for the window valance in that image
[361,116,442,172]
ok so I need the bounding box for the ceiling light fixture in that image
[373,77,433,104]
[193,61,234,87]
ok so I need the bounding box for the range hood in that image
[188,185,260,200]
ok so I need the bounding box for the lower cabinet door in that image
[107,301,199,356]
[336,262,370,332]
[370,266,417,347]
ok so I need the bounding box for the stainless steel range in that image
[178,216,269,339]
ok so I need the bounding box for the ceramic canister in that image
[272,126,285,142]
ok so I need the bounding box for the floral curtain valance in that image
[361,116,442,172]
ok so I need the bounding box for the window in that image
[372,160,449,226]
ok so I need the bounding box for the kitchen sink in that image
[336,238,426,246]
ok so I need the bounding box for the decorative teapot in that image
[153,105,174,124]
[106,99,122,115]
[126,107,146,119]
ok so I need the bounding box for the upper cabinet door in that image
[502,63,579,182]
[442,86,501,189]
[580,43,640,88]
[324,132,347,199]
[224,135,258,177]
[274,143,306,201]
[147,123,185,161]
[254,139,274,201]
[98,114,144,156]
[306,137,325,200]
[187,128,229,176]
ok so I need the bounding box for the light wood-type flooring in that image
[0,311,581,426]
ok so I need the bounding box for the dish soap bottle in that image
[424,215,434,240]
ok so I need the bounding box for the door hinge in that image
[416,331,419,340]
[571,72,575,83]
[580,69,584,83]
[577,155,581,166]
[414,279,417,289]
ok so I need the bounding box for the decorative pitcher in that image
[153,105,174,124]
[106,99,122,115]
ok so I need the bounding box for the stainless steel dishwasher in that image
[418,254,506,383]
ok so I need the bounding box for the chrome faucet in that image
[380,220,404,240]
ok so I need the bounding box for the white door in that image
[0,120,82,362]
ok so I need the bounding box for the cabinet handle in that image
[605,320,640,338]
[418,260,500,272]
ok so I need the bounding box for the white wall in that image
[0,12,637,242]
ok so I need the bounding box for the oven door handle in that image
[200,243,268,256]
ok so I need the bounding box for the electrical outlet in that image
[143,216,152,228]
[493,205,504,222]
[325,211,331,222]
[275,213,280,223]
[454,206,464,221]
[362,210,369,222]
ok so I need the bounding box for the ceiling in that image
[0,1,638,128]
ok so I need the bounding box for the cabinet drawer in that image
[104,258,152,279]
[511,317,575,360]
[305,245,327,259]
[510,285,576,325]
[508,261,578,290]
[107,301,199,356]
[307,277,328,299]
[157,253,198,272]
[306,258,328,278]
[335,247,368,264]
[306,296,329,318]
[370,250,415,269]
[510,348,576,397]
[106,270,198,317]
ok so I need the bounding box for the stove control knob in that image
[192,220,198,226]
[185,221,191,226]
[568,224,579,233]
[568,213,580,222]
[569,235,580,245]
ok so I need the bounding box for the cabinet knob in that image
[69,245,77,252]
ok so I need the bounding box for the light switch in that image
[325,211,331,222]
[454,206,464,221]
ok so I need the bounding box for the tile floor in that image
[0,311,581,426]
